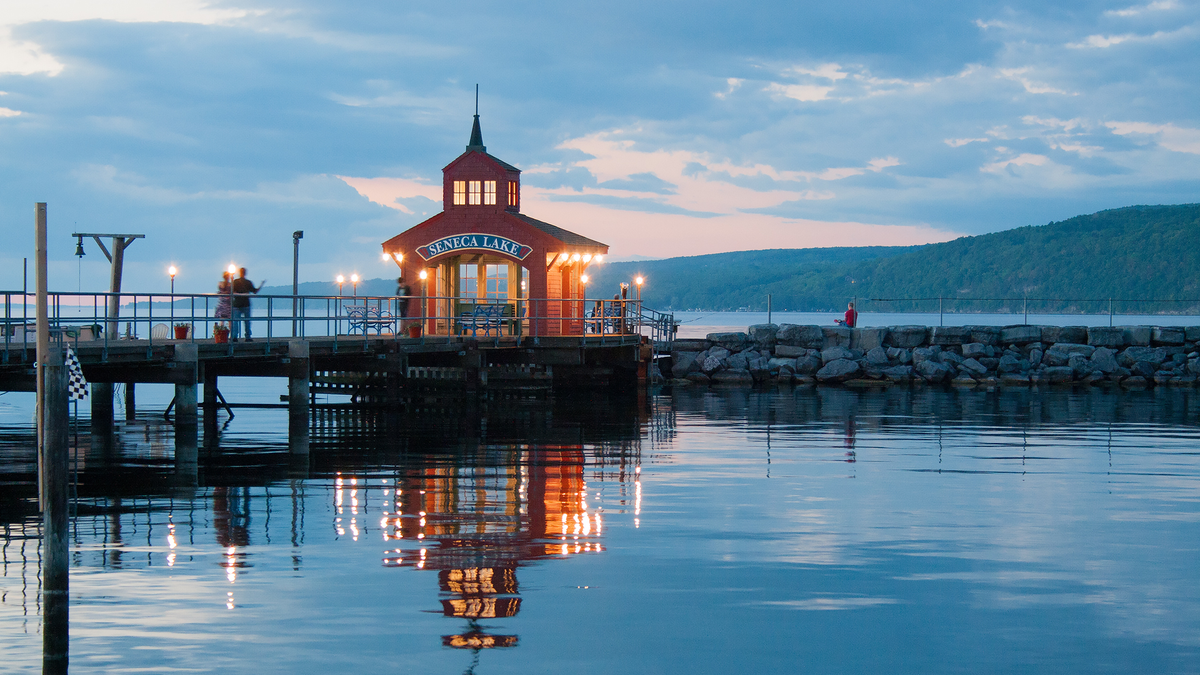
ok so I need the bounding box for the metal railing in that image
[0,291,661,363]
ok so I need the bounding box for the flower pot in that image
[213,327,229,344]
[174,325,189,340]
[407,324,422,338]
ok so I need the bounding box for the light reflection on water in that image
[1,386,1199,673]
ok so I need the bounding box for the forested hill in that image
[589,204,1200,313]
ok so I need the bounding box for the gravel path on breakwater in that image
[663,324,1200,388]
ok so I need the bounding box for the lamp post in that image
[635,276,643,302]
[418,269,428,337]
[580,274,589,335]
[336,275,345,336]
[168,265,177,327]
[292,230,303,337]
[350,274,359,298]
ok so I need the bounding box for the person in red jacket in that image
[840,301,858,328]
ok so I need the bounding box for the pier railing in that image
[0,291,669,361]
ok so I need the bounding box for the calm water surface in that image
[2,383,1199,673]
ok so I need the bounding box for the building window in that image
[459,263,478,298]
[484,181,496,205]
[485,264,508,299]
[508,182,518,208]
[453,181,466,206]
[468,181,482,205]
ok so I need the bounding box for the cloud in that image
[0,0,255,75]
[999,68,1075,95]
[945,138,989,147]
[1105,0,1177,17]
[982,153,1051,174]
[0,106,19,117]
[1107,121,1200,154]
[337,176,441,213]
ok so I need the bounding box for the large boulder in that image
[706,332,750,352]
[914,359,952,382]
[671,339,711,351]
[684,372,710,385]
[882,365,913,382]
[748,357,771,381]
[1087,326,1126,348]
[1043,366,1075,384]
[821,346,855,364]
[774,344,808,358]
[712,369,754,385]
[671,351,701,378]
[962,342,989,359]
[776,324,824,349]
[864,347,889,365]
[999,325,1041,345]
[851,327,888,351]
[960,358,988,376]
[700,348,730,374]
[794,355,823,374]
[1068,354,1093,378]
[816,358,861,382]
[1089,348,1118,373]
[912,347,935,364]
[821,326,852,349]
[1044,343,1096,366]
[767,357,797,371]
[1129,361,1157,378]
[1042,326,1088,345]
[886,326,928,349]
[749,324,778,348]
[964,325,1001,346]
[997,354,1022,373]
[726,353,749,371]
[930,326,971,346]
[1120,326,1152,347]
[1120,346,1168,367]
[1152,327,1186,346]
[1186,326,1200,342]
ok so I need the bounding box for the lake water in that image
[673,311,1200,338]
[2,383,1200,673]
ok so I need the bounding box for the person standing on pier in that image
[231,267,262,342]
[215,272,232,329]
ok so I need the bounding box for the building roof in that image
[513,213,607,249]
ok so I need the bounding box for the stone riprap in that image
[665,323,1200,388]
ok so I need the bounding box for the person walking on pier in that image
[231,267,262,342]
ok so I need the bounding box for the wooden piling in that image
[173,343,199,430]
[124,382,136,421]
[287,340,310,458]
[42,350,70,671]
[91,382,114,433]
[35,202,49,509]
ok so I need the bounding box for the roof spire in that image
[467,84,486,151]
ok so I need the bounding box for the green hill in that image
[589,204,1200,314]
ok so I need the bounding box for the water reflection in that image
[1,386,1199,672]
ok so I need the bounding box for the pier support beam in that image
[124,382,136,421]
[91,382,113,433]
[202,367,217,434]
[41,349,70,672]
[288,340,310,468]
[173,343,198,450]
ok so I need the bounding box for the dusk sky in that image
[1,0,1198,293]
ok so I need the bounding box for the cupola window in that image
[508,182,518,208]
[484,181,496,205]
[468,181,482,205]
[453,181,466,206]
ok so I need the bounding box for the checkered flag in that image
[66,347,88,401]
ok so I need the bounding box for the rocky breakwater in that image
[666,324,1200,388]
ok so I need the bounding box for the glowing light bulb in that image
[168,265,177,278]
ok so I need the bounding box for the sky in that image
[1,0,1198,293]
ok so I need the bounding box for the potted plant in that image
[174,323,190,339]
[213,324,230,344]
[407,323,422,338]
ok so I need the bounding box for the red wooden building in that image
[382,114,608,336]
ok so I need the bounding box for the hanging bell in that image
[74,236,85,257]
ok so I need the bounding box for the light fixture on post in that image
[635,276,644,302]
[168,265,177,328]
[350,274,359,297]
[336,275,345,296]
[292,231,303,337]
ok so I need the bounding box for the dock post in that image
[202,367,218,434]
[288,340,310,463]
[173,343,199,438]
[124,382,136,421]
[42,349,70,672]
[91,382,113,433]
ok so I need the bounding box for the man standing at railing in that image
[231,267,262,342]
